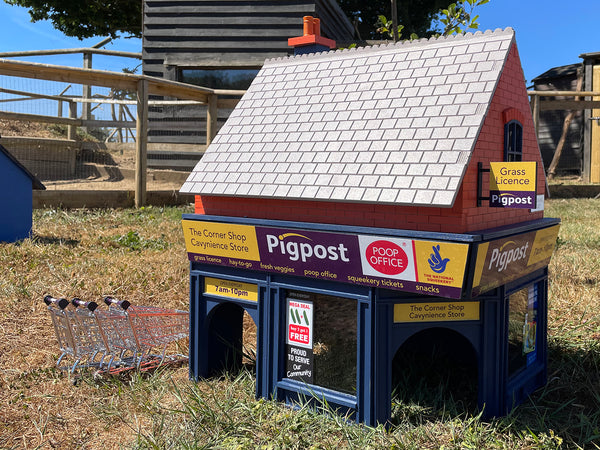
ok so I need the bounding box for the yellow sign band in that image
[394,301,480,323]
[204,277,258,302]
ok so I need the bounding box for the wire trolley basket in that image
[44,295,189,375]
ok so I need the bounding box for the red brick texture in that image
[195,43,545,233]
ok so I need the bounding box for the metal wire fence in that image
[0,51,241,204]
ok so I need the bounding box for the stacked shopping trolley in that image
[44,295,189,374]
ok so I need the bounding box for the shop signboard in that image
[182,220,470,299]
[489,161,537,209]
[471,224,560,296]
[394,301,480,323]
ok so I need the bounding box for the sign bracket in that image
[477,162,490,207]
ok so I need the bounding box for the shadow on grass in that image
[504,339,600,447]
[389,338,600,447]
[31,233,80,247]
[390,344,479,425]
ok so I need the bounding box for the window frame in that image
[178,67,261,91]
[504,120,523,162]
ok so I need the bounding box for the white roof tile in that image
[181,28,516,207]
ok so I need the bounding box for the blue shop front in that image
[178,27,560,425]
[182,215,559,424]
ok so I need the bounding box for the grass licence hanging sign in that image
[489,161,537,208]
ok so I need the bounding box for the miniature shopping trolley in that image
[44,295,189,374]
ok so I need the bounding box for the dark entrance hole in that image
[391,327,478,421]
[207,303,257,377]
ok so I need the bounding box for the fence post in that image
[135,79,149,208]
[82,51,92,131]
[530,94,540,136]
[206,94,218,146]
[68,101,77,140]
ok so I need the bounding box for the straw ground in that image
[0,200,598,448]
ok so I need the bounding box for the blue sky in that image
[0,0,598,84]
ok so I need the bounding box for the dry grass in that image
[1,201,599,448]
[0,207,193,449]
[547,199,600,340]
[0,120,58,139]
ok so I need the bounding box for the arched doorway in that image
[206,302,257,377]
[391,327,478,419]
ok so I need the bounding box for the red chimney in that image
[288,16,336,55]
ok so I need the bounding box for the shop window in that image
[504,120,523,162]
[507,284,538,376]
[285,290,357,394]
[180,68,260,90]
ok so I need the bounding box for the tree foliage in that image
[376,0,490,40]
[4,0,488,42]
[4,0,141,39]
[438,0,490,36]
[338,0,450,40]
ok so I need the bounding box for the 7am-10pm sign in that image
[489,161,537,209]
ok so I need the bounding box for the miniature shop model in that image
[180,22,560,425]
[0,142,45,242]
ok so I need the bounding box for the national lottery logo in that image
[428,245,450,273]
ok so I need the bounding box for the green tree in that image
[376,0,490,40]
[4,0,141,39]
[438,0,490,35]
[339,0,450,40]
[4,0,488,41]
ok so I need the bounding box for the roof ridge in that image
[266,27,514,66]
[0,143,45,190]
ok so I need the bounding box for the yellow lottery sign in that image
[182,220,260,261]
[413,240,470,289]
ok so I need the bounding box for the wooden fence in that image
[529,90,600,182]
[0,57,244,207]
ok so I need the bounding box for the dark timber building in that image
[531,52,600,180]
[142,0,355,146]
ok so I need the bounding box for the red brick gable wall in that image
[456,42,545,232]
[195,43,545,233]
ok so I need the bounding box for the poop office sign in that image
[286,296,314,383]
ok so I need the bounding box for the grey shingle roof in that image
[180,28,516,207]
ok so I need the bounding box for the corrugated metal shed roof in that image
[181,28,515,207]
[531,63,579,83]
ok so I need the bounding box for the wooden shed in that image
[142,0,355,146]
[531,63,583,174]
[532,51,600,181]
[581,51,600,182]
[0,142,45,242]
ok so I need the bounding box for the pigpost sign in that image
[489,161,537,209]
[182,220,470,299]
